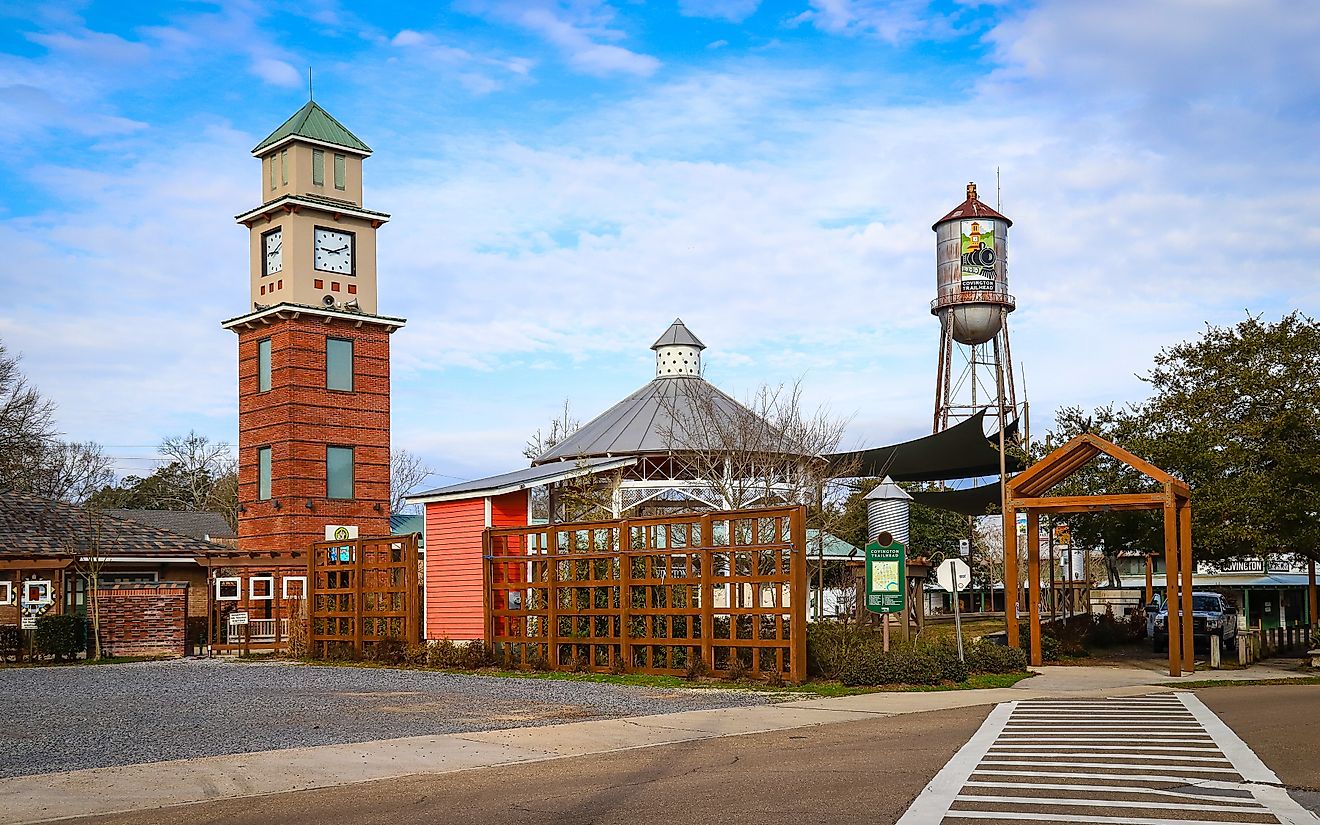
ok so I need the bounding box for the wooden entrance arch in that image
[1005,434,1193,677]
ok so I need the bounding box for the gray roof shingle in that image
[103,509,236,541]
[0,494,229,559]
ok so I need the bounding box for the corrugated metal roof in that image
[864,477,913,502]
[408,457,637,503]
[651,318,705,350]
[252,100,372,154]
[932,183,1012,229]
[805,529,862,559]
[533,376,795,464]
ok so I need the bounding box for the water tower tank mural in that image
[931,182,1022,434]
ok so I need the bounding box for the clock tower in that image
[222,100,404,555]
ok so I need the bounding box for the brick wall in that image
[96,582,187,658]
[235,316,394,554]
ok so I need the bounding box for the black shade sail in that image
[825,411,1023,482]
[910,481,1003,516]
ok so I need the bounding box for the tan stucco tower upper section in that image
[234,100,388,316]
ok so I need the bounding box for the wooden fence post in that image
[790,506,808,684]
[700,513,715,675]
[546,526,559,669]
[620,522,633,674]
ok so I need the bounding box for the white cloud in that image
[791,0,951,43]
[678,0,762,23]
[466,1,661,78]
[250,57,303,88]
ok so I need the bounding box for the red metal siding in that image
[423,492,528,642]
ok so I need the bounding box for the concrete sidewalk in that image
[2,662,1306,824]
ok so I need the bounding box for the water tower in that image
[931,182,1021,435]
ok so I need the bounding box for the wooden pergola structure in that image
[1004,433,1194,676]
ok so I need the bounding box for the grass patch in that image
[0,655,171,669]
[264,656,1034,696]
[1181,675,1320,689]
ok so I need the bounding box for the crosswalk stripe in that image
[941,811,1278,825]
[961,780,1262,804]
[953,794,1270,813]
[977,759,1240,773]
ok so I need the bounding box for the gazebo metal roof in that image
[532,376,780,464]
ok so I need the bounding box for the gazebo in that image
[1005,433,1193,676]
[532,319,819,519]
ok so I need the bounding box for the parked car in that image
[1153,591,1237,653]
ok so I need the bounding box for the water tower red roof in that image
[932,182,1012,229]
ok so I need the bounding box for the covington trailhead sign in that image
[864,535,906,614]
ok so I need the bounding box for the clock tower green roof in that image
[252,100,372,155]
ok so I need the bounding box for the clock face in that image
[263,228,282,275]
[314,227,354,274]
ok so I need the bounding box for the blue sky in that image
[2,0,1318,487]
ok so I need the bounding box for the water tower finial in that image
[967,181,977,201]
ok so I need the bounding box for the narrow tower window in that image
[268,154,276,190]
[258,446,272,500]
[280,149,288,185]
[257,338,271,392]
[326,337,353,391]
[327,446,354,500]
[312,149,324,185]
[333,154,345,190]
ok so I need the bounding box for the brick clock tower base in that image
[229,309,401,553]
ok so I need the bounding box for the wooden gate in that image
[483,506,807,683]
[310,534,420,656]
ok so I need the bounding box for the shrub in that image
[35,614,85,660]
[0,625,21,661]
[428,638,461,668]
[462,640,495,669]
[727,656,750,681]
[965,640,1027,674]
[371,636,407,665]
[685,657,709,681]
[403,643,430,666]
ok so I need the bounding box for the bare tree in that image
[0,343,57,493]
[390,448,433,514]
[29,441,114,504]
[523,398,579,461]
[658,378,856,511]
[158,431,234,511]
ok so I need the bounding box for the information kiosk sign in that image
[864,533,906,615]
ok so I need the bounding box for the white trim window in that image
[250,576,276,601]
[215,577,242,601]
[22,580,53,606]
[282,576,308,599]
[0,581,11,605]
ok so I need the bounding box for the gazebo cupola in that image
[652,318,704,377]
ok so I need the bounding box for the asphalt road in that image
[1198,684,1320,814]
[61,684,1320,825]
[70,705,992,825]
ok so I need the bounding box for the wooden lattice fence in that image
[310,534,420,657]
[483,506,807,683]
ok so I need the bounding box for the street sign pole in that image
[953,577,964,662]
[937,557,972,663]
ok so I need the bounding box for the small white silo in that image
[865,477,912,545]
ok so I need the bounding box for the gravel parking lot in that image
[0,660,773,778]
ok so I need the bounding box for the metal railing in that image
[226,617,289,643]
